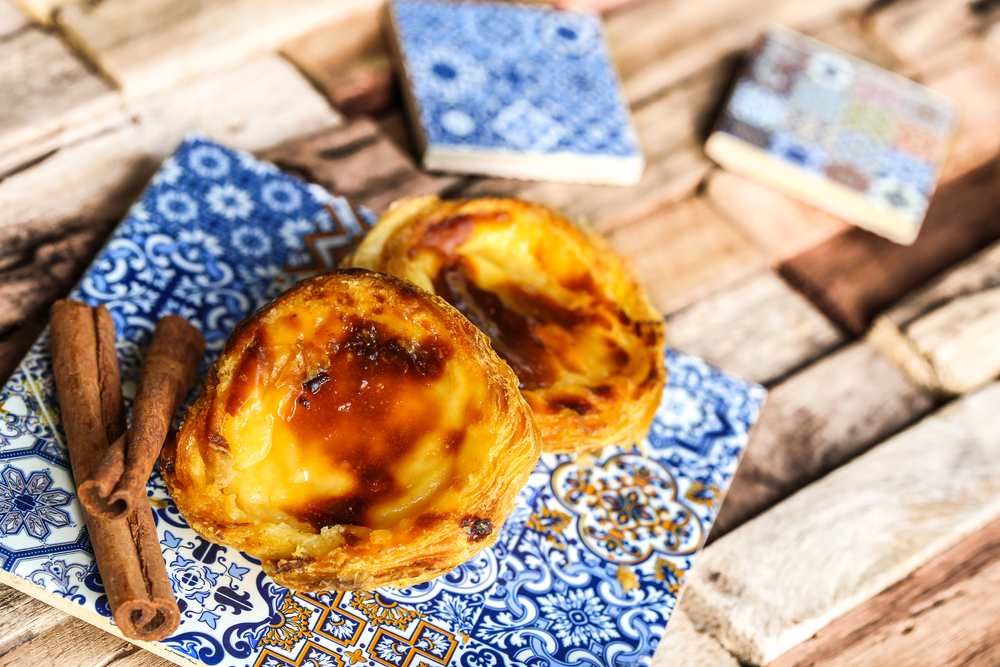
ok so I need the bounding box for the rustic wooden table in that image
[1,0,999,665]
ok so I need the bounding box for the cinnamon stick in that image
[49,300,180,641]
[79,315,204,520]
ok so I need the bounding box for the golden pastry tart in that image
[162,270,541,591]
[344,197,666,454]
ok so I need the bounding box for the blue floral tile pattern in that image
[389,0,644,184]
[712,27,958,235]
[0,135,764,667]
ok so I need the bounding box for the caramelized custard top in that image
[210,275,496,532]
[393,201,662,418]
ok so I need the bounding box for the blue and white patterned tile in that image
[390,0,644,184]
[0,135,764,667]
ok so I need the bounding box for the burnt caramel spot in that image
[283,317,455,531]
[343,532,362,547]
[549,396,596,415]
[303,371,330,394]
[432,260,590,390]
[460,516,493,542]
[414,212,501,257]
[593,384,617,399]
[273,557,315,574]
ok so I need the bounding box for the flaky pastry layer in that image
[162,270,541,590]
[344,197,666,454]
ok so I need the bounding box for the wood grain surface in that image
[259,118,457,215]
[0,56,341,250]
[652,601,740,667]
[770,515,1000,667]
[0,0,27,38]
[706,171,850,263]
[7,0,58,23]
[280,7,395,117]
[664,269,844,385]
[868,240,1000,395]
[684,381,1000,665]
[0,26,119,175]
[606,197,765,315]
[56,0,381,98]
[709,341,936,542]
[779,158,1000,335]
[864,0,995,76]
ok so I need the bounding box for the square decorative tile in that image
[706,26,959,245]
[388,0,644,185]
[0,136,763,667]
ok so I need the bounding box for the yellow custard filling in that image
[212,299,494,533]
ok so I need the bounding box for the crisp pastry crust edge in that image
[161,269,543,591]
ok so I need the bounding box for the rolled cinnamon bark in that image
[79,315,204,520]
[50,300,180,641]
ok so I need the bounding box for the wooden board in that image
[606,0,873,107]
[280,7,395,117]
[0,584,66,656]
[928,60,1000,183]
[664,269,844,386]
[683,380,1000,665]
[55,0,382,99]
[7,0,58,24]
[868,240,1000,396]
[0,613,131,667]
[706,171,850,263]
[0,56,340,247]
[652,603,739,667]
[0,0,27,38]
[709,341,936,542]
[779,158,1000,335]
[0,27,120,177]
[259,117,457,215]
[863,0,992,76]
[605,197,765,316]
[771,515,1000,667]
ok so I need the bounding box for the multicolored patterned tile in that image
[388,0,644,185]
[706,27,959,245]
[0,136,763,666]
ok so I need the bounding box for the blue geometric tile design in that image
[0,136,764,667]
[712,28,958,230]
[390,0,643,171]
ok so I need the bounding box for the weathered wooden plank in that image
[864,0,994,76]
[259,117,456,215]
[664,270,844,386]
[987,21,1000,69]
[779,158,1000,335]
[771,515,1000,667]
[605,197,765,316]
[927,60,1000,183]
[607,0,871,106]
[652,604,739,667]
[806,16,904,72]
[710,342,935,542]
[0,226,104,385]
[7,0,58,24]
[55,0,382,99]
[0,56,341,254]
[0,584,67,657]
[868,240,1000,396]
[281,8,395,117]
[459,67,725,233]
[0,0,27,38]
[0,614,129,667]
[0,27,120,176]
[684,381,1000,666]
[706,171,850,263]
